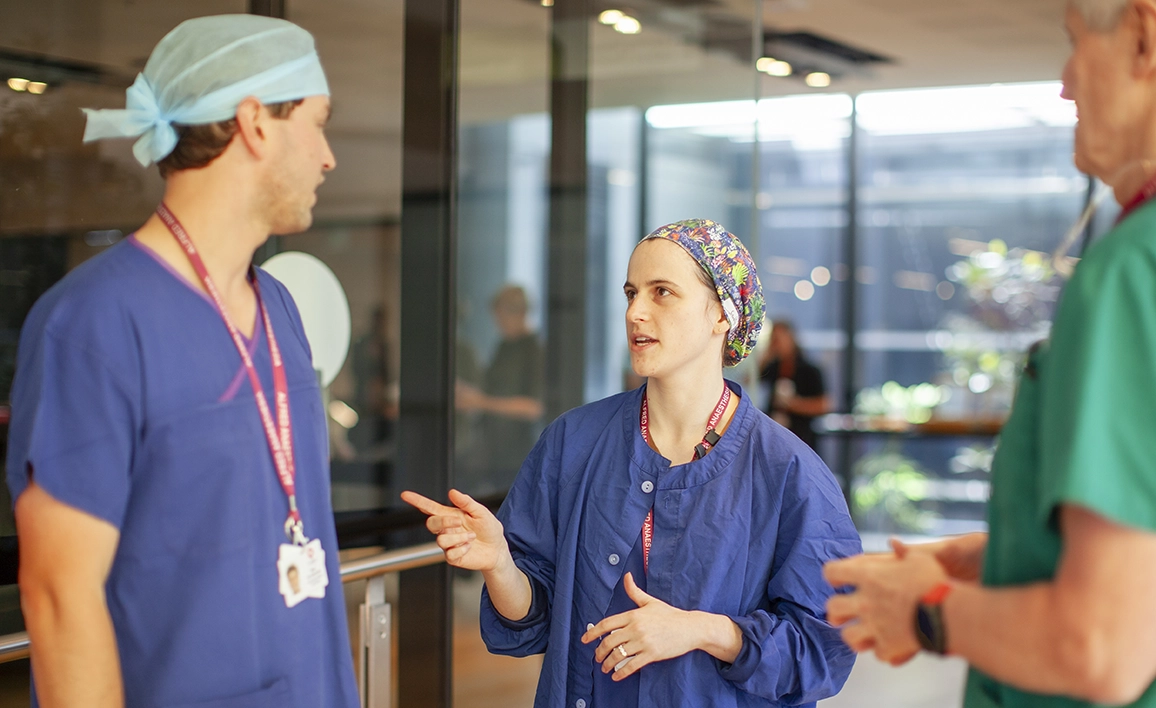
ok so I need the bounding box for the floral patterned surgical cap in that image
[642,219,765,367]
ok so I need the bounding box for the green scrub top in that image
[964,201,1156,708]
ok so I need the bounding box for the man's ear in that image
[1133,0,1156,76]
[233,96,269,160]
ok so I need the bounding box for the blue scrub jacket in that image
[481,381,860,708]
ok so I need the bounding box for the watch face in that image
[914,604,946,654]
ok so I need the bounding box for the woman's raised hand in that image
[400,489,508,572]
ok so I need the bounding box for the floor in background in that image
[819,652,968,708]
[453,572,542,708]
[0,660,28,708]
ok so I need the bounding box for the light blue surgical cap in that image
[82,14,330,167]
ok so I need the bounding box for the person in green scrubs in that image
[821,1,1156,706]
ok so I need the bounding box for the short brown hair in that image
[157,99,303,178]
[491,285,529,315]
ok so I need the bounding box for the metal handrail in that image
[0,632,28,663]
[0,542,446,665]
[340,542,444,582]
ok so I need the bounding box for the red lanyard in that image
[156,204,305,545]
[1118,175,1156,223]
[638,384,732,573]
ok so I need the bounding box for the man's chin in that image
[270,211,314,236]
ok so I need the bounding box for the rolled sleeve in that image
[720,451,860,703]
[7,327,138,529]
[480,557,553,655]
[719,600,856,704]
[478,429,560,657]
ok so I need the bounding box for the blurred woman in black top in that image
[758,320,830,450]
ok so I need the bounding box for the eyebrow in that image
[623,279,679,289]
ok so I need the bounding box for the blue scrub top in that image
[6,239,359,708]
[481,381,860,708]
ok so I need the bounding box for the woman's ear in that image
[713,304,730,335]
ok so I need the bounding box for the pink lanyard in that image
[1118,175,1156,224]
[638,385,732,573]
[156,204,305,545]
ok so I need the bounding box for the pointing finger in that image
[401,491,455,517]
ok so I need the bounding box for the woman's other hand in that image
[581,572,743,680]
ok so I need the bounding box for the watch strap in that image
[914,582,951,655]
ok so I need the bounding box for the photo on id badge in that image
[278,539,329,608]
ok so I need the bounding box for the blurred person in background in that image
[823,1,1156,706]
[406,220,859,708]
[6,15,357,708]
[456,284,544,495]
[758,319,831,450]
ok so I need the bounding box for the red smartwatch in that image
[914,582,952,655]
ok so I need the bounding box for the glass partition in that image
[850,82,1083,537]
[282,0,405,515]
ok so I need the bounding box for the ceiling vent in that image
[762,30,892,81]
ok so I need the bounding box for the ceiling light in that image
[7,78,29,92]
[27,81,47,95]
[614,16,641,34]
[765,60,792,77]
[540,0,553,5]
[794,280,815,301]
[805,72,831,88]
[756,57,775,73]
[599,9,624,24]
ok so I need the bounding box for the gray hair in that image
[1071,0,1130,30]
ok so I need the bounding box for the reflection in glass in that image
[283,0,403,514]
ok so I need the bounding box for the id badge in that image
[277,539,329,608]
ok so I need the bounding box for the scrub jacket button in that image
[586,623,595,631]
[577,700,587,708]
[641,480,654,493]
[608,554,620,566]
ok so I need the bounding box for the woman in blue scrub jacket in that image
[405,219,859,708]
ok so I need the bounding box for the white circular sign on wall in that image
[261,251,351,388]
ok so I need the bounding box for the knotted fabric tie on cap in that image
[83,74,179,168]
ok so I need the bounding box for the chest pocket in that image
[126,401,266,558]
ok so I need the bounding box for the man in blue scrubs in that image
[6,15,359,708]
